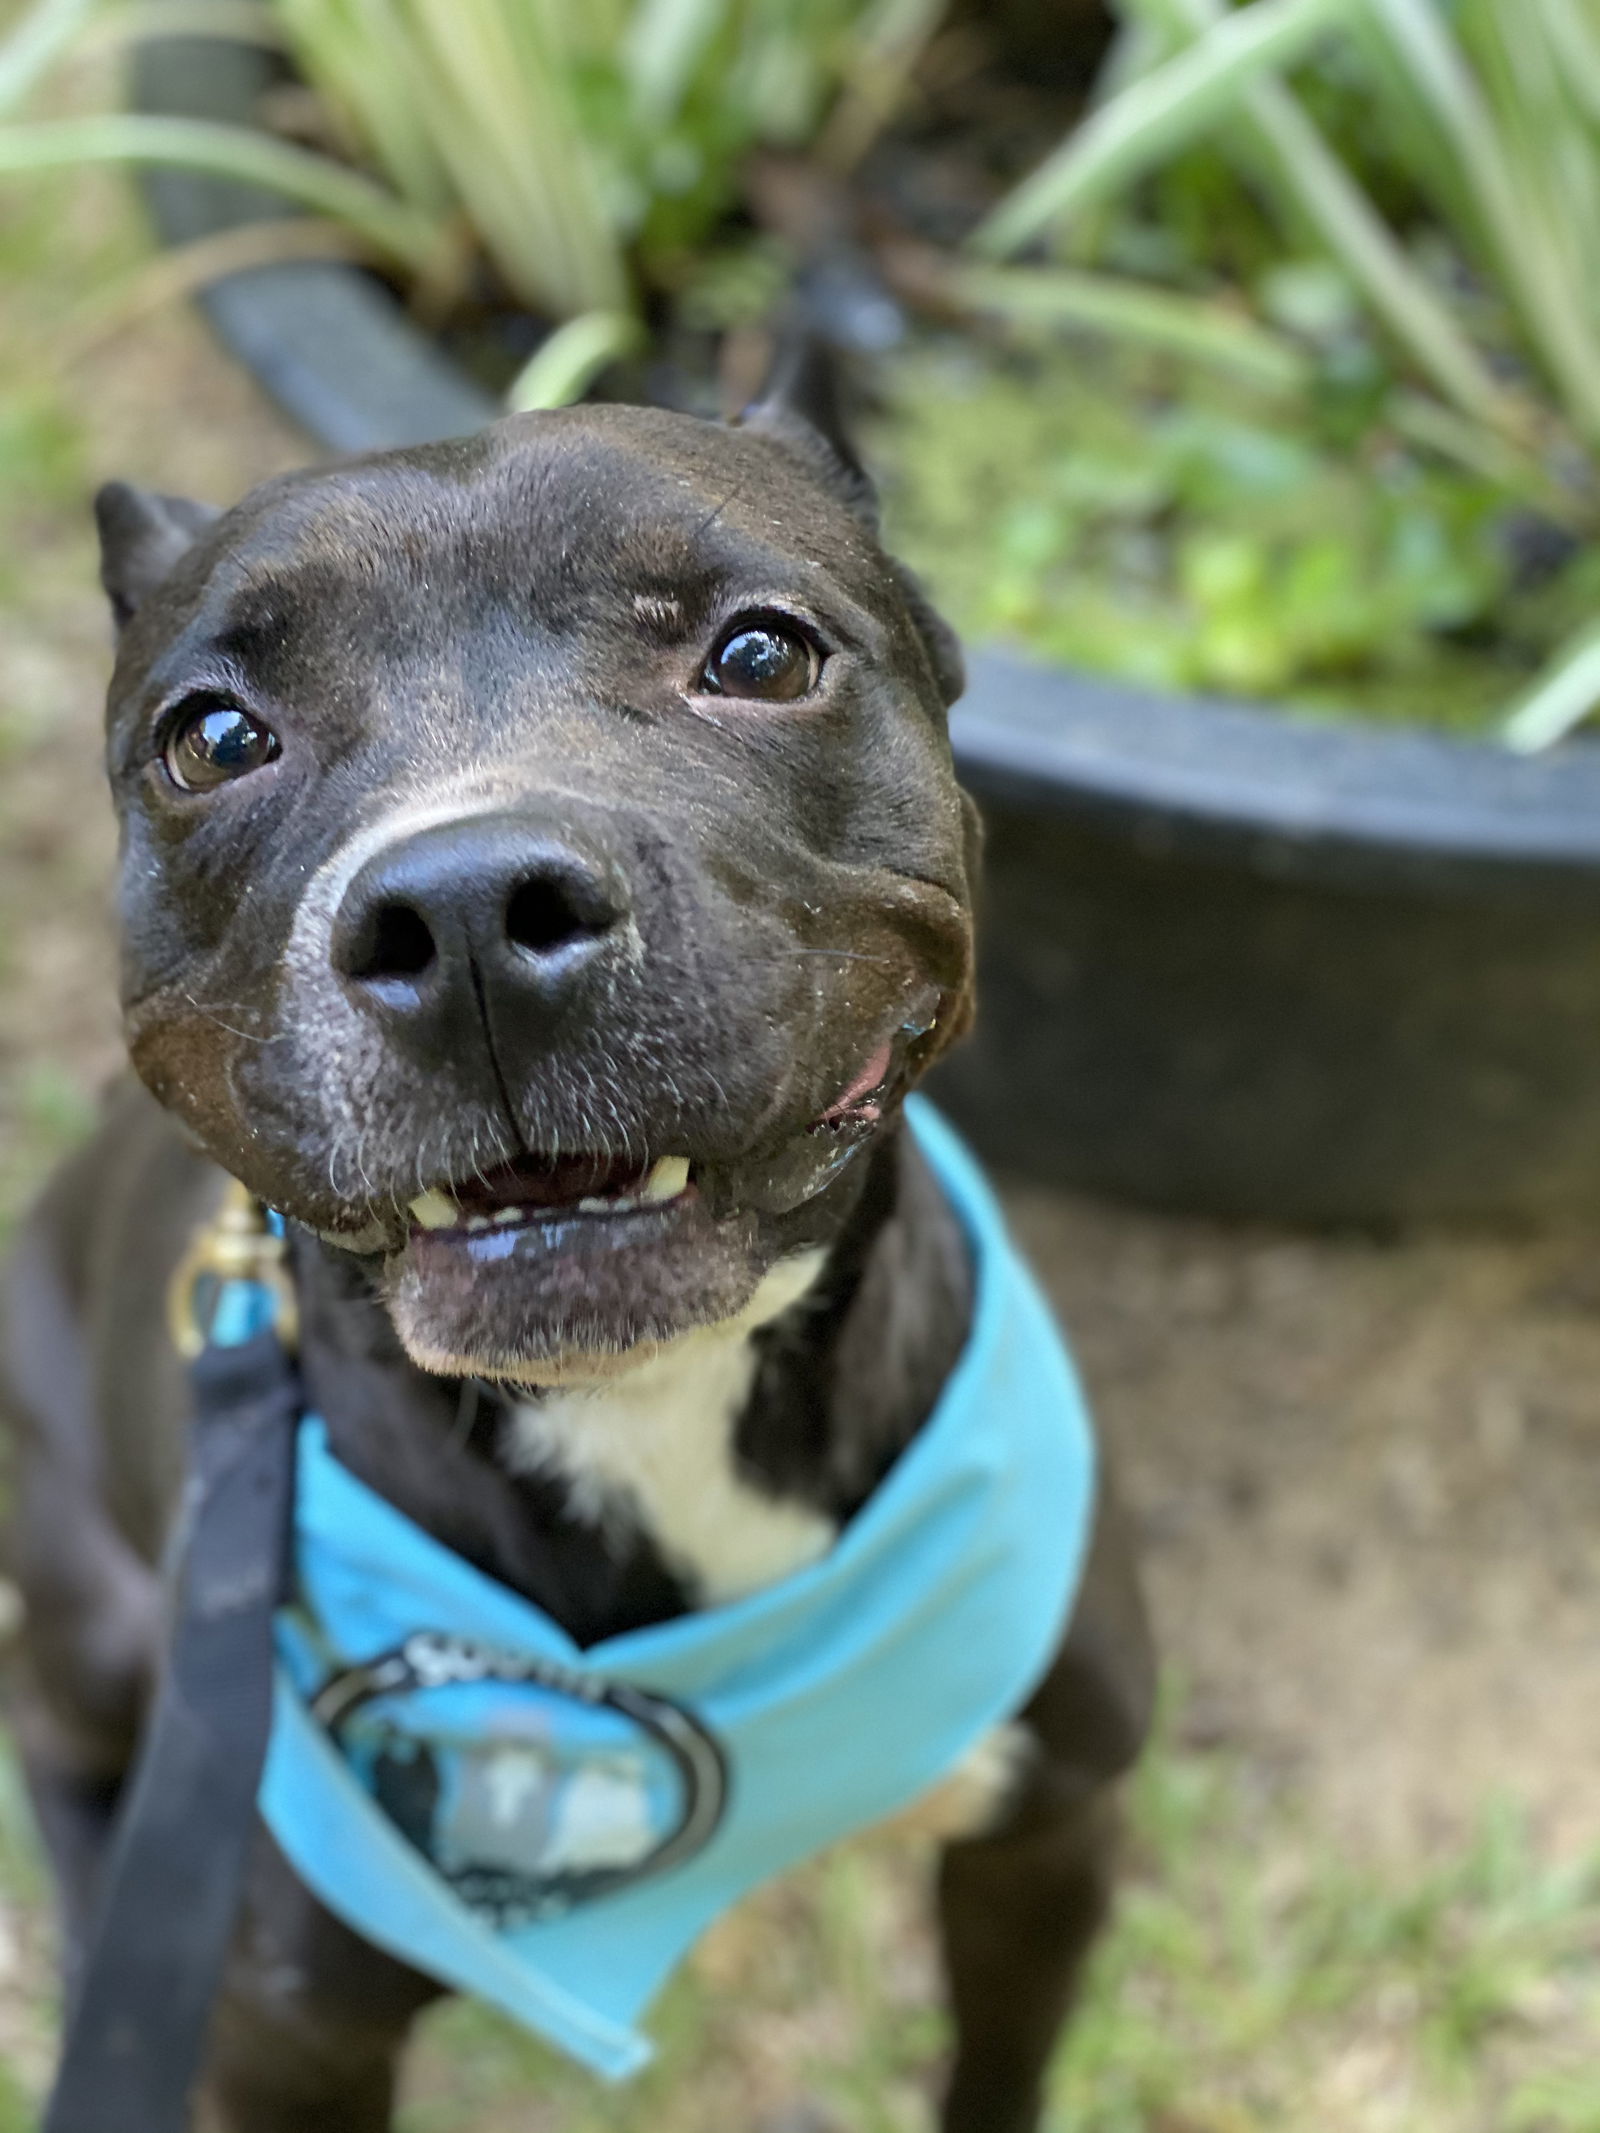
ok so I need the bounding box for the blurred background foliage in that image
[6,0,1600,732]
[884,0,1600,736]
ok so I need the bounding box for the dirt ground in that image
[3,152,1600,2130]
[1010,1185,1600,1865]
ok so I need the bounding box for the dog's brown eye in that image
[162,696,279,792]
[702,621,819,702]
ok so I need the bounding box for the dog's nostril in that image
[505,876,607,956]
[360,901,437,981]
[332,825,624,1024]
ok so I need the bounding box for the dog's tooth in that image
[464,1214,492,1233]
[610,1196,639,1214]
[642,1156,690,1203]
[409,1188,459,1231]
[577,1196,610,1214]
[492,1206,524,1226]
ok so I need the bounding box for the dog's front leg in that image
[937,1484,1155,2133]
[937,1783,1122,2133]
[198,1831,442,2133]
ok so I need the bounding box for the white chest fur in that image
[503,1251,835,1604]
[502,1248,1027,1839]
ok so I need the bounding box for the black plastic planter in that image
[944,666,1600,1225]
[132,30,1600,1226]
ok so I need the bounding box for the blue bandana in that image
[258,1099,1096,2078]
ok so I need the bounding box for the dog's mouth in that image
[406,1150,696,1239]
[401,1037,898,1247]
[377,1026,922,1381]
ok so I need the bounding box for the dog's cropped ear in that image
[740,338,965,708]
[94,481,221,632]
[886,557,965,709]
[739,335,879,533]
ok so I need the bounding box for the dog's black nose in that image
[331,813,628,1061]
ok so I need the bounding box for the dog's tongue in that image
[818,1041,894,1124]
[452,1151,643,1214]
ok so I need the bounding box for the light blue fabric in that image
[258,1099,1097,2078]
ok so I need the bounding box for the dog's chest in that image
[498,1252,1024,1838]
[502,1255,837,1604]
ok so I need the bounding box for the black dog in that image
[1,383,1153,2132]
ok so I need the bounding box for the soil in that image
[1006,1183,1600,1865]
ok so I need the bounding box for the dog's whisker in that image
[784,949,898,967]
[181,992,286,1045]
[355,1131,377,1204]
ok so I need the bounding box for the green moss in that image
[872,338,1596,732]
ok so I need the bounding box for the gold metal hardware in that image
[167,1178,298,1359]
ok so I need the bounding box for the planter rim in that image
[134,27,1600,906]
[955,652,1600,897]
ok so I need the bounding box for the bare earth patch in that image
[1007,1185,1600,1867]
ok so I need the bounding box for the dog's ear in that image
[886,556,965,709]
[740,339,965,708]
[94,481,221,632]
[739,335,879,533]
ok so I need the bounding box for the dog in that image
[1,375,1154,2133]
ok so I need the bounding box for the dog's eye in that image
[701,619,820,702]
[162,695,280,792]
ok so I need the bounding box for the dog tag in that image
[310,1631,727,1927]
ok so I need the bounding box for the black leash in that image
[42,1323,300,2133]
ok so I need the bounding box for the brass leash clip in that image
[167,1178,299,1360]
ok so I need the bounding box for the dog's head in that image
[96,396,977,1381]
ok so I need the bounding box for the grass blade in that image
[973,0,1348,259]
[624,0,727,128]
[275,0,452,216]
[820,0,947,169]
[0,0,101,116]
[1362,0,1600,443]
[1118,0,1521,437]
[406,0,629,315]
[1384,389,1569,517]
[0,112,439,268]
[1502,620,1600,751]
[1534,0,1600,125]
[505,307,642,409]
[951,261,1313,392]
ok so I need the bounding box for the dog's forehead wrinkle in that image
[257,409,875,588]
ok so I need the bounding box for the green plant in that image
[282,0,943,318]
[5,0,1596,738]
[0,0,944,383]
[874,334,1563,721]
[970,0,1600,744]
